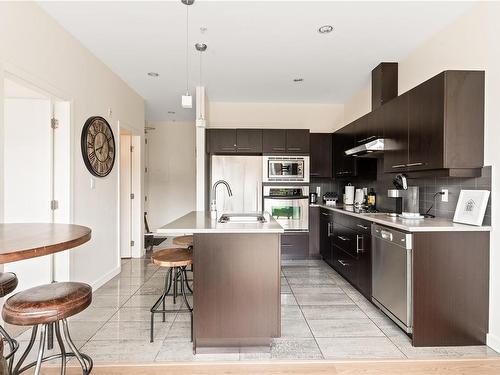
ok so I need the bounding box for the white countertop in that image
[157,211,285,234]
[312,204,492,232]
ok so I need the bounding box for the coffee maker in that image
[388,174,423,219]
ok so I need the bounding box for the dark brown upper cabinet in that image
[383,70,484,175]
[333,122,357,177]
[383,93,410,173]
[309,133,332,178]
[208,129,262,154]
[208,129,237,153]
[263,129,309,154]
[236,129,263,153]
[286,129,310,154]
[407,71,484,172]
[372,62,398,110]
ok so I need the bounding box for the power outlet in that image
[441,189,448,202]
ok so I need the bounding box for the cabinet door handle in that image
[356,235,364,253]
[287,147,301,151]
[327,222,333,237]
[338,259,349,267]
[357,135,376,143]
[321,212,329,216]
[237,147,252,150]
[357,224,369,230]
[221,147,235,151]
[272,147,286,151]
[406,162,424,167]
[392,164,406,168]
[337,236,349,241]
[282,244,293,247]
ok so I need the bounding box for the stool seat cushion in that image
[173,235,193,247]
[152,248,193,268]
[0,272,18,297]
[2,282,92,326]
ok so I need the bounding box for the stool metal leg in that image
[179,266,193,342]
[55,321,66,375]
[13,325,38,375]
[0,324,19,374]
[33,325,47,375]
[62,319,93,374]
[183,267,193,294]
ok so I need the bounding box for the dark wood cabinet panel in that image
[208,129,237,153]
[333,122,357,177]
[383,93,409,173]
[319,209,334,265]
[286,129,310,154]
[262,129,287,153]
[372,62,398,110]
[309,206,320,258]
[281,232,309,260]
[310,133,332,178]
[408,73,445,171]
[236,129,262,153]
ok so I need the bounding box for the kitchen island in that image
[157,211,284,352]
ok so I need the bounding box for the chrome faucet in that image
[210,180,233,219]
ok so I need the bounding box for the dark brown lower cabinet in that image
[281,232,309,260]
[319,209,334,265]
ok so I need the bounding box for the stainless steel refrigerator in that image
[211,155,263,213]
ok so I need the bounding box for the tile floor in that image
[8,254,499,364]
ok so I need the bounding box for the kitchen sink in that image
[218,213,267,224]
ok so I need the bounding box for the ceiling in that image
[39,1,473,122]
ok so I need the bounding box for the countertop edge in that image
[313,204,492,233]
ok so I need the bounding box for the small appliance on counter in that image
[309,192,318,204]
[354,189,365,206]
[344,184,355,205]
[388,174,424,219]
[322,192,338,206]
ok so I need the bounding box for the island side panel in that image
[193,233,281,349]
[412,231,489,346]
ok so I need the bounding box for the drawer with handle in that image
[335,214,371,235]
[333,245,358,284]
[332,223,363,258]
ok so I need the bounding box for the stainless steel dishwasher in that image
[371,224,413,333]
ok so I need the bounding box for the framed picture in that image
[453,190,490,226]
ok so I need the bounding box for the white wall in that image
[208,102,344,132]
[0,2,145,289]
[341,2,500,352]
[146,121,196,230]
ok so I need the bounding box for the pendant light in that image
[181,0,195,108]
[195,42,207,126]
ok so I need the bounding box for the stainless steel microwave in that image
[263,156,309,183]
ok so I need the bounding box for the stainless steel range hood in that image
[345,138,385,157]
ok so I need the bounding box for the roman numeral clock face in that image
[81,117,116,177]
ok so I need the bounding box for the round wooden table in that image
[0,223,91,264]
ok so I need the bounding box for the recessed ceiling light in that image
[293,78,304,83]
[318,25,334,34]
[168,111,176,114]
[148,72,159,77]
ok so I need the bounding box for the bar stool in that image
[172,235,194,290]
[0,272,19,374]
[2,282,93,375]
[150,248,193,343]
[172,235,193,249]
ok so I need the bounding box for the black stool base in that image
[150,265,193,343]
[0,324,19,374]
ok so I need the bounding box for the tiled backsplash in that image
[312,161,492,225]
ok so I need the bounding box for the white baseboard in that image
[91,265,121,291]
[487,332,500,353]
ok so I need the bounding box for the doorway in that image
[119,126,142,258]
[2,75,71,291]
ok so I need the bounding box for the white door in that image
[2,77,71,291]
[120,134,132,258]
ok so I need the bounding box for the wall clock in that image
[81,116,116,177]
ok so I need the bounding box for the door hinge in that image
[145,195,148,202]
[145,167,148,173]
[145,138,148,144]
[130,193,135,199]
[130,146,134,152]
[130,240,135,247]
[51,118,59,129]
[50,200,59,210]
